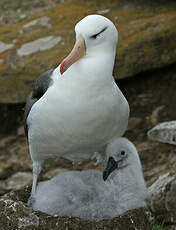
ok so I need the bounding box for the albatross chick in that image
[32,138,146,220]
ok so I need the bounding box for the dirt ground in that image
[0,64,176,193]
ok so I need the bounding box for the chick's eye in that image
[121,151,125,156]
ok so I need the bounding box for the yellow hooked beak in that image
[60,35,86,75]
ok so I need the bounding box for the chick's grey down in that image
[24,15,129,204]
[32,138,146,220]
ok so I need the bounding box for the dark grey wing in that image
[24,69,54,137]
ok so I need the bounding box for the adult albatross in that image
[24,15,129,205]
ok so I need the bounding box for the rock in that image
[150,106,165,126]
[147,172,176,223]
[0,135,31,180]
[128,117,142,131]
[97,9,110,14]
[0,172,32,195]
[4,172,32,190]
[0,0,176,103]
[147,121,176,145]
[19,14,27,21]
[22,16,51,29]
[0,41,14,54]
[17,36,62,56]
[0,188,152,230]
[17,126,25,136]
[0,135,16,148]
[136,142,153,152]
[43,168,68,179]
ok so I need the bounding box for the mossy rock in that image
[0,0,176,103]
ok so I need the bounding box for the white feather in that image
[27,15,129,163]
[32,138,146,220]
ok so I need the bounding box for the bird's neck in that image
[108,162,144,191]
[61,48,116,84]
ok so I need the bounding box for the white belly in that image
[27,82,129,162]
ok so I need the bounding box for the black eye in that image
[90,33,99,39]
[121,151,125,156]
[90,26,108,39]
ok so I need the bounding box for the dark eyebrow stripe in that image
[91,26,108,38]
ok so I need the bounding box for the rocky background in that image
[0,0,176,229]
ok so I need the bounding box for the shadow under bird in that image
[24,15,129,206]
[32,138,146,220]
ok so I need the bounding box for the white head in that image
[60,15,118,75]
[75,15,118,54]
[103,138,142,181]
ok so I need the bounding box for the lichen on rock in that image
[22,16,51,29]
[0,0,176,104]
[0,41,14,54]
[147,172,176,223]
[17,36,62,56]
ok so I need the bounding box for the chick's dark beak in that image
[103,157,117,181]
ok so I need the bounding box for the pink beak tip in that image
[60,61,66,75]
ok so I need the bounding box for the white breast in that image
[27,75,129,162]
